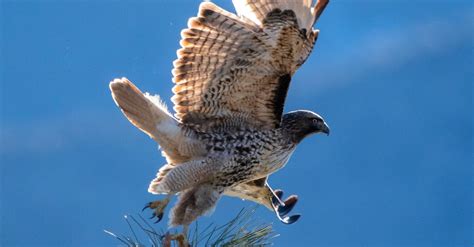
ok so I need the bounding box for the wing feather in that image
[171,1,329,130]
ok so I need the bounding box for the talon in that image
[162,232,172,247]
[154,212,164,223]
[142,202,151,211]
[277,195,298,217]
[281,214,301,224]
[162,231,188,247]
[271,190,285,207]
[270,191,301,225]
[142,196,171,224]
[271,195,280,207]
[274,189,283,199]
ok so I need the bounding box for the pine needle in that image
[105,207,278,246]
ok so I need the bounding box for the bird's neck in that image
[280,126,309,144]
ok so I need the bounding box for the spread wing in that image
[171,0,329,131]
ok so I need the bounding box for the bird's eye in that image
[312,118,319,124]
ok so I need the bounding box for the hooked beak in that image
[321,122,330,136]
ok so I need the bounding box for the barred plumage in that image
[109,0,331,242]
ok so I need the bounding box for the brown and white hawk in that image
[110,0,330,244]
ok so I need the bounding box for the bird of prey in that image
[110,0,329,245]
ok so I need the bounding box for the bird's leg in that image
[223,179,301,224]
[142,194,171,223]
[270,188,285,206]
[272,189,298,217]
[162,225,189,247]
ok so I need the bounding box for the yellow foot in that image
[162,232,189,247]
[142,196,170,223]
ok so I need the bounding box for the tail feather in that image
[110,78,206,164]
[110,77,175,141]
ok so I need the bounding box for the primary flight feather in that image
[110,0,330,244]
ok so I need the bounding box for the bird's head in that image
[281,110,330,143]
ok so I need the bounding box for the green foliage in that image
[105,207,278,247]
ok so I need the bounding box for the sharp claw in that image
[142,202,151,211]
[270,192,301,225]
[277,195,298,217]
[155,212,164,223]
[274,190,283,199]
[149,212,156,219]
[271,190,285,207]
[271,195,280,207]
[281,214,301,224]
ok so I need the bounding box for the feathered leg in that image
[144,196,190,247]
[224,177,301,224]
[170,184,222,227]
[162,185,221,247]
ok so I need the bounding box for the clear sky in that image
[1,0,472,246]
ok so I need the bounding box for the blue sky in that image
[1,0,472,246]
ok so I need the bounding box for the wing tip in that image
[109,77,130,90]
[313,0,330,24]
